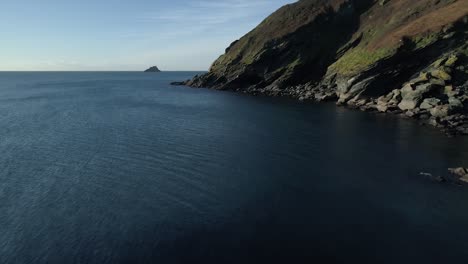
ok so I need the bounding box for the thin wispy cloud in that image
[0,0,296,71]
[142,0,274,30]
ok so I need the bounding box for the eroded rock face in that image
[174,0,468,135]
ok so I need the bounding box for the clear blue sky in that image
[0,0,296,71]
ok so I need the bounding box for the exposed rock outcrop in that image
[360,51,468,135]
[174,0,468,135]
[419,172,447,183]
[449,167,468,183]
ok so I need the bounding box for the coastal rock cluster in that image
[449,167,468,183]
[340,53,468,135]
[174,0,468,135]
[420,167,468,184]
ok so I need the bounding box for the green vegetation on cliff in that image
[186,0,467,93]
[178,0,468,135]
[329,47,395,76]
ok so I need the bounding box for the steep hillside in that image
[176,0,468,135]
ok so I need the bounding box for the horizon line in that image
[0,70,208,72]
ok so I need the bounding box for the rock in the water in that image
[448,167,468,183]
[377,103,389,113]
[449,167,468,177]
[428,116,439,126]
[398,101,417,111]
[315,92,337,102]
[419,172,446,183]
[170,81,186,86]
[144,66,161,72]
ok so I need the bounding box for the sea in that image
[1,71,468,263]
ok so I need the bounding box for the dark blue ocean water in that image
[1,71,468,264]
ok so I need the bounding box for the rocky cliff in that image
[176,0,468,135]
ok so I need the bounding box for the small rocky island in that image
[144,66,161,72]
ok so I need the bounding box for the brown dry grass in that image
[370,0,468,49]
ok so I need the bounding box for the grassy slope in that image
[210,1,341,69]
[193,0,468,90]
[329,0,468,76]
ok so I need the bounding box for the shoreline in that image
[171,1,467,138]
[172,79,468,185]
[172,78,468,137]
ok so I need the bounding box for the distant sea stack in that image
[175,0,468,136]
[144,66,161,72]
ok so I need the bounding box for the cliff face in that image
[182,0,468,135]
